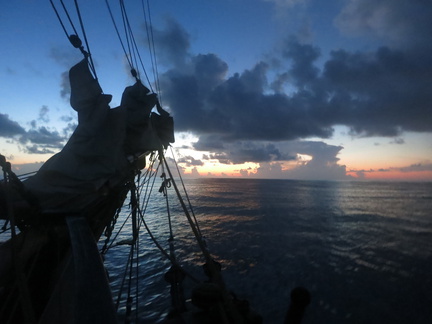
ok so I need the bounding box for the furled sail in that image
[23,59,174,213]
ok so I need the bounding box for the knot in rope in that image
[158,172,171,196]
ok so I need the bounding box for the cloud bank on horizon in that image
[2,0,432,179]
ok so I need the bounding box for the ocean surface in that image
[101,178,432,324]
[1,179,431,323]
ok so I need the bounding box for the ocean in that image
[102,178,432,324]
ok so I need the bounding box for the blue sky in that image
[1,0,432,181]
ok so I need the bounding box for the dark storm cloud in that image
[153,4,432,162]
[161,57,334,141]
[281,37,320,87]
[323,46,432,135]
[0,114,26,137]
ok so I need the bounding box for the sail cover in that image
[23,60,174,213]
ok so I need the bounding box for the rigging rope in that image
[104,0,134,74]
[162,156,213,267]
[108,154,201,320]
[49,0,75,40]
[50,1,209,316]
[72,0,98,79]
[119,0,137,78]
[51,0,165,101]
[169,146,204,238]
[141,0,162,103]
[105,0,154,89]
[49,0,98,80]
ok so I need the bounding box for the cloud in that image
[335,0,432,50]
[399,163,432,173]
[177,155,204,167]
[240,140,347,180]
[198,140,296,164]
[59,70,71,100]
[349,162,432,178]
[281,37,320,87]
[390,138,404,145]
[154,13,432,151]
[19,126,64,146]
[0,114,26,137]
[194,138,348,179]
[190,167,201,177]
[17,125,65,154]
[7,3,431,179]
[0,113,66,154]
[145,10,432,180]
[284,141,348,180]
[24,145,57,154]
[50,46,82,68]
[151,17,191,68]
[49,47,81,100]
[38,106,50,123]
[323,46,432,135]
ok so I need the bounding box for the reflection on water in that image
[100,179,432,323]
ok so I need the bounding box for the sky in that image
[1,0,432,181]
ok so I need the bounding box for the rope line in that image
[105,0,154,88]
[119,0,134,68]
[49,0,71,40]
[105,0,134,70]
[122,0,154,88]
[141,0,161,101]
[60,0,80,36]
[162,156,213,266]
[50,0,98,80]
[48,2,212,317]
[147,0,162,102]
[169,146,203,238]
[73,0,98,80]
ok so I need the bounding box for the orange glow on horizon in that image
[5,151,432,182]
[347,170,432,182]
